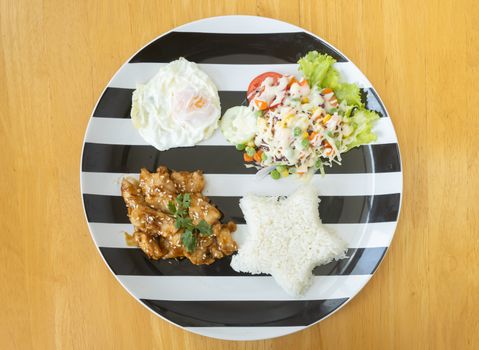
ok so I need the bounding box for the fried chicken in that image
[121,167,237,264]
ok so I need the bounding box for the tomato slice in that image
[247,72,283,101]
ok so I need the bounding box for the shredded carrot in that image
[243,153,254,162]
[322,88,333,94]
[253,150,263,162]
[255,99,268,110]
[308,132,318,141]
[299,79,309,87]
[287,77,298,89]
[311,114,321,122]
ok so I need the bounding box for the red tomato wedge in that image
[247,72,283,101]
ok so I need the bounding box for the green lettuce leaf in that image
[334,82,362,107]
[299,51,379,151]
[298,51,337,88]
[298,51,364,107]
[343,108,380,151]
[321,65,339,89]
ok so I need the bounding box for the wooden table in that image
[1,0,478,349]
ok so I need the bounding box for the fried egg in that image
[131,58,221,151]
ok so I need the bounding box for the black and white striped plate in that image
[80,16,402,341]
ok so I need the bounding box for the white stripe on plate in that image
[118,275,371,301]
[84,117,397,146]
[81,172,402,197]
[88,222,397,249]
[184,326,305,341]
[175,15,301,34]
[108,62,371,90]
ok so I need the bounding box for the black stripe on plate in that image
[140,298,348,327]
[92,88,385,119]
[81,143,401,174]
[129,31,347,64]
[99,247,387,276]
[83,193,400,224]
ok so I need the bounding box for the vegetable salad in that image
[220,51,380,179]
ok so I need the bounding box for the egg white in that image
[131,58,221,151]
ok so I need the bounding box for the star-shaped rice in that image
[231,185,347,296]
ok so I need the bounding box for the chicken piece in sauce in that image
[121,167,237,265]
[188,193,221,225]
[170,170,205,193]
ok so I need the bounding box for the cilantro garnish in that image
[169,193,213,253]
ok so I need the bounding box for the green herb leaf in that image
[196,219,212,236]
[175,216,193,229]
[175,216,183,229]
[184,218,194,230]
[171,193,198,251]
[176,209,187,218]
[183,193,191,207]
[176,194,183,205]
[181,229,196,253]
[167,201,176,214]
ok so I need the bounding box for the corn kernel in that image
[281,170,289,177]
[323,114,332,124]
[302,131,309,138]
[301,97,309,103]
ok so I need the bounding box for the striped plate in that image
[80,16,402,341]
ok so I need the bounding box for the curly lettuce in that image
[298,51,363,107]
[298,51,337,88]
[335,82,362,107]
[343,108,380,151]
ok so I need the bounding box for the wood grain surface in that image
[1,0,478,349]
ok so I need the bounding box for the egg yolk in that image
[191,96,206,109]
[172,88,215,127]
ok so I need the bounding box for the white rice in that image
[230,185,347,296]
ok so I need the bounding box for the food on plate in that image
[220,51,380,179]
[130,58,221,151]
[220,106,258,145]
[230,185,347,296]
[121,166,237,265]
